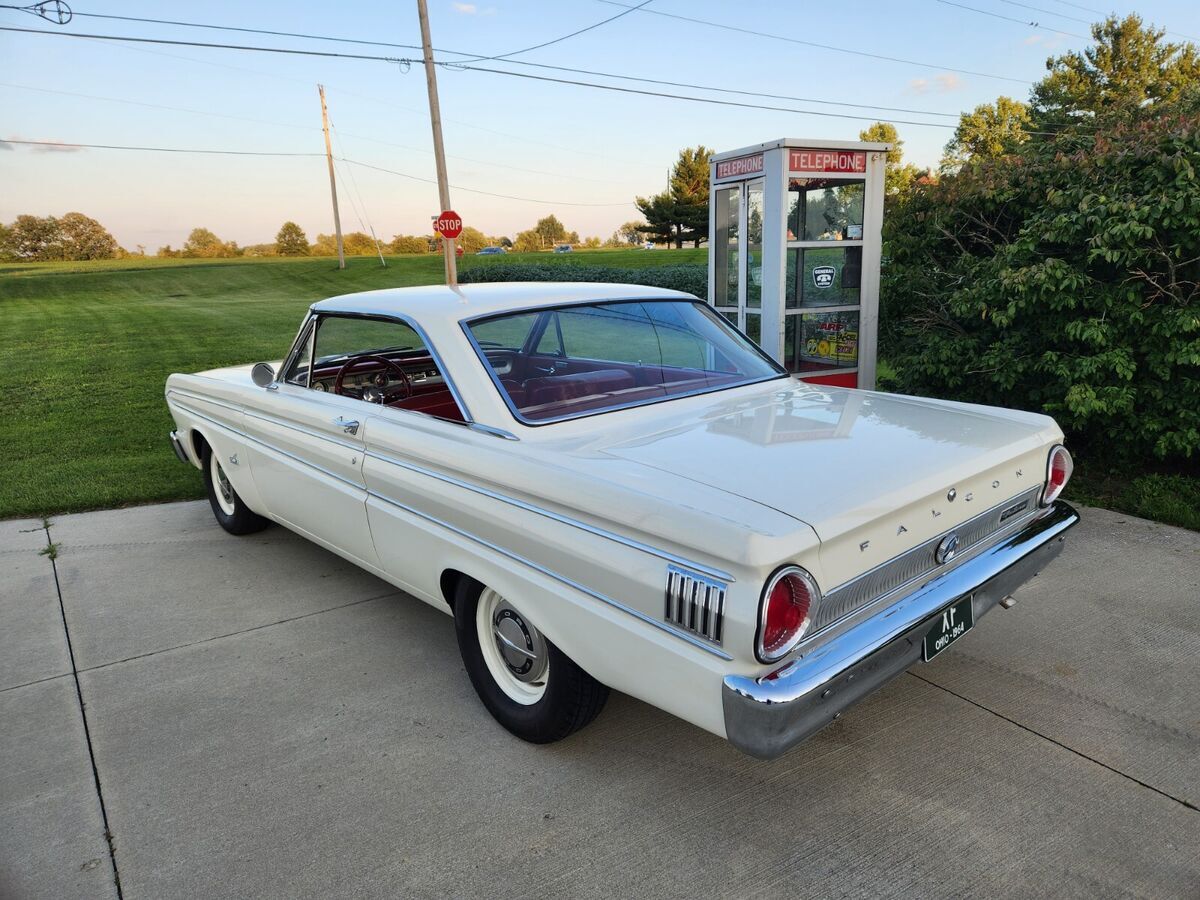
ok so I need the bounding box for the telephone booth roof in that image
[712,138,891,164]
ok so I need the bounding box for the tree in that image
[458,225,488,254]
[390,234,429,254]
[182,227,230,258]
[1032,14,1200,126]
[582,236,602,249]
[513,229,542,253]
[156,244,178,258]
[312,231,377,256]
[533,215,568,247]
[56,212,118,260]
[614,220,646,246]
[275,221,309,256]
[859,122,923,197]
[668,146,713,246]
[941,97,1033,170]
[8,215,63,260]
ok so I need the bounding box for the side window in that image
[292,315,465,423]
[558,304,657,364]
[470,312,537,350]
[534,313,564,357]
[284,323,314,386]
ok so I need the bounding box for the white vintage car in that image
[165,282,1078,759]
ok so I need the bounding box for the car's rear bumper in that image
[722,500,1079,760]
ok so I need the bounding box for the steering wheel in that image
[332,354,411,404]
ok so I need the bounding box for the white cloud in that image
[452,2,477,12]
[936,73,963,92]
[908,78,929,94]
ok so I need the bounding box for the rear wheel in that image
[453,578,608,744]
[201,444,269,535]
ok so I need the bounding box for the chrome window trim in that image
[302,309,474,424]
[365,448,735,583]
[459,297,788,428]
[280,313,317,388]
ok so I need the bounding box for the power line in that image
[934,0,1089,40]
[0,138,322,156]
[0,26,959,129]
[466,0,653,62]
[0,81,622,182]
[0,138,635,206]
[591,0,1031,84]
[19,8,968,120]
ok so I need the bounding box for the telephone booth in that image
[707,138,889,389]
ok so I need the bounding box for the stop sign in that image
[434,210,463,240]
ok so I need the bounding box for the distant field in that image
[0,249,706,518]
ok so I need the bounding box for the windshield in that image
[465,299,785,424]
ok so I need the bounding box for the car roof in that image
[311,281,699,321]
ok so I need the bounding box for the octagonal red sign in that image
[434,210,463,240]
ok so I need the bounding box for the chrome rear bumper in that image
[722,500,1079,760]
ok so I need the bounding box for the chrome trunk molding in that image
[809,486,1043,641]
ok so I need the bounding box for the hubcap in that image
[211,456,236,515]
[476,588,549,705]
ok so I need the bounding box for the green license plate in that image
[922,595,975,662]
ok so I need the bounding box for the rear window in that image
[465,300,784,424]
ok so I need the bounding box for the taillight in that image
[756,566,820,663]
[1041,444,1073,506]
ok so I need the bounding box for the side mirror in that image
[251,363,276,388]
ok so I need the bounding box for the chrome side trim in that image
[244,406,362,453]
[170,401,364,492]
[174,398,728,658]
[366,488,733,661]
[665,565,726,644]
[168,388,243,416]
[468,422,520,441]
[364,448,735,584]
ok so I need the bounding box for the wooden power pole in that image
[416,0,457,287]
[318,84,345,270]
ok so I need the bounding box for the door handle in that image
[334,416,360,436]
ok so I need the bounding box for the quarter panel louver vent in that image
[665,565,726,644]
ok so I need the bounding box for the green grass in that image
[0,249,705,518]
[1066,465,1200,532]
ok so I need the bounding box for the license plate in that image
[922,595,975,662]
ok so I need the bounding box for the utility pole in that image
[318,84,345,270]
[416,0,457,287]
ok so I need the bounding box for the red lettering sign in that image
[715,153,764,180]
[788,149,867,173]
[434,210,463,240]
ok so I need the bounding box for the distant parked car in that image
[553,245,573,253]
[476,246,506,255]
[643,241,655,250]
[165,282,1078,759]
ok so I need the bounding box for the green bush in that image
[458,262,708,298]
[881,115,1200,464]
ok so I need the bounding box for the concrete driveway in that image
[2,500,1198,899]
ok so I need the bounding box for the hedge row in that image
[458,262,708,298]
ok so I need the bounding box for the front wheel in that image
[453,578,608,744]
[201,444,269,535]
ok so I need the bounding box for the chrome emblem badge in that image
[947,488,957,502]
[935,533,961,565]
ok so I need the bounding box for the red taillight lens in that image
[1042,444,1073,506]
[757,567,820,663]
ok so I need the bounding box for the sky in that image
[1,0,1198,251]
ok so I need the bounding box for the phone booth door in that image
[710,179,765,346]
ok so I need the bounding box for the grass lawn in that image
[0,249,702,519]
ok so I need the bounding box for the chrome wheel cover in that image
[476,588,548,705]
[211,455,236,516]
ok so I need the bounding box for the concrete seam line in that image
[43,522,125,900]
[77,590,403,675]
[906,670,1200,814]
[0,671,73,696]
